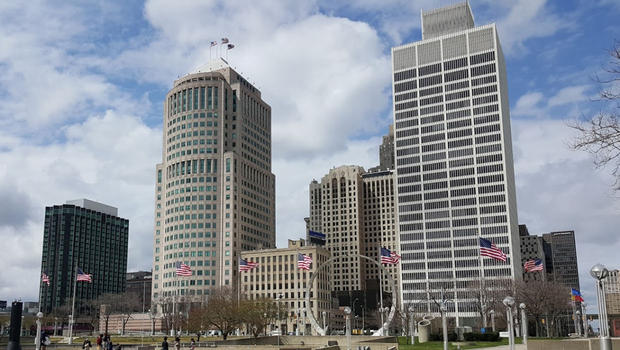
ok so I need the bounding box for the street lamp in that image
[322,311,327,332]
[408,305,415,345]
[503,297,515,350]
[581,303,588,338]
[35,312,43,350]
[590,264,612,350]
[379,307,390,336]
[519,303,527,346]
[344,307,352,350]
[489,310,496,332]
[576,310,582,336]
[352,298,359,332]
[275,294,283,344]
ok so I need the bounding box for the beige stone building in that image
[309,165,400,318]
[604,269,620,336]
[240,239,331,335]
[151,58,276,307]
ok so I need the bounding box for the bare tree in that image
[240,298,279,338]
[114,292,141,335]
[190,287,242,340]
[515,280,572,337]
[570,41,620,187]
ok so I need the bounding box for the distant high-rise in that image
[392,2,521,321]
[370,125,395,172]
[519,224,547,283]
[309,165,399,307]
[39,199,128,313]
[541,231,579,290]
[152,59,276,303]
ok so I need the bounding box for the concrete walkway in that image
[472,344,527,350]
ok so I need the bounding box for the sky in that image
[1,0,619,313]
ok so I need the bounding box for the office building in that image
[308,164,399,312]
[519,224,547,282]
[240,239,331,335]
[152,58,276,305]
[542,231,579,290]
[369,125,395,172]
[604,269,620,337]
[391,2,521,322]
[126,271,152,312]
[39,199,128,313]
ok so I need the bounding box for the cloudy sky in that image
[1,0,619,311]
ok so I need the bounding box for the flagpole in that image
[69,262,77,344]
[38,275,43,313]
[378,247,385,336]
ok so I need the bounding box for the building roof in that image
[66,199,118,216]
[190,57,230,74]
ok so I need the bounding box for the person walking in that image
[83,339,92,350]
[161,337,169,350]
[174,337,180,350]
[190,338,195,350]
[96,334,103,350]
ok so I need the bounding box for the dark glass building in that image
[39,199,128,313]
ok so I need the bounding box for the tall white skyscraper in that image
[392,2,521,323]
[151,59,276,305]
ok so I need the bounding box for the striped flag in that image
[571,288,584,302]
[479,238,507,262]
[227,44,235,50]
[176,262,192,276]
[77,268,92,282]
[524,258,543,272]
[297,253,312,270]
[42,273,50,286]
[239,258,259,272]
[210,41,218,47]
[380,247,400,264]
[221,38,229,44]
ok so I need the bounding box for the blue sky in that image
[1,0,619,312]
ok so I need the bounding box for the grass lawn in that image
[49,336,229,345]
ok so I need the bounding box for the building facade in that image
[126,271,152,313]
[39,199,129,313]
[308,164,400,318]
[152,59,276,305]
[240,239,331,335]
[391,2,521,322]
[542,231,580,290]
[369,125,395,172]
[604,269,620,337]
[519,224,547,282]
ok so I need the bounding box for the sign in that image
[499,331,509,338]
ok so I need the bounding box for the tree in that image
[515,280,572,337]
[114,292,141,335]
[189,287,242,340]
[240,298,279,338]
[97,294,118,334]
[570,41,620,187]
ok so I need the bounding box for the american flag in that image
[239,258,259,272]
[210,41,218,47]
[297,253,312,270]
[221,38,229,44]
[227,44,235,50]
[479,238,507,262]
[524,258,543,272]
[176,262,192,276]
[380,247,400,264]
[42,273,50,286]
[77,268,92,282]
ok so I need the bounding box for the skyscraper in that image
[541,231,579,290]
[39,199,128,313]
[152,59,276,303]
[392,2,521,322]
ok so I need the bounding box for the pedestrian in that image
[196,332,200,342]
[190,338,195,350]
[103,333,110,350]
[83,339,92,350]
[40,331,50,350]
[106,338,113,350]
[96,334,103,350]
[174,337,180,350]
[161,337,169,350]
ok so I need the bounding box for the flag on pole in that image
[380,247,400,264]
[297,253,312,270]
[239,258,259,272]
[221,38,229,44]
[77,268,92,282]
[479,238,507,262]
[210,41,218,47]
[227,44,235,50]
[42,273,50,286]
[176,262,192,276]
[524,258,544,272]
[571,288,584,302]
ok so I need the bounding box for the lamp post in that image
[275,294,283,344]
[590,264,612,350]
[503,296,515,350]
[576,310,582,336]
[344,307,352,350]
[490,310,496,332]
[35,312,43,350]
[322,311,327,332]
[379,307,390,336]
[582,303,588,338]
[352,298,359,333]
[520,303,527,346]
[408,305,415,345]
